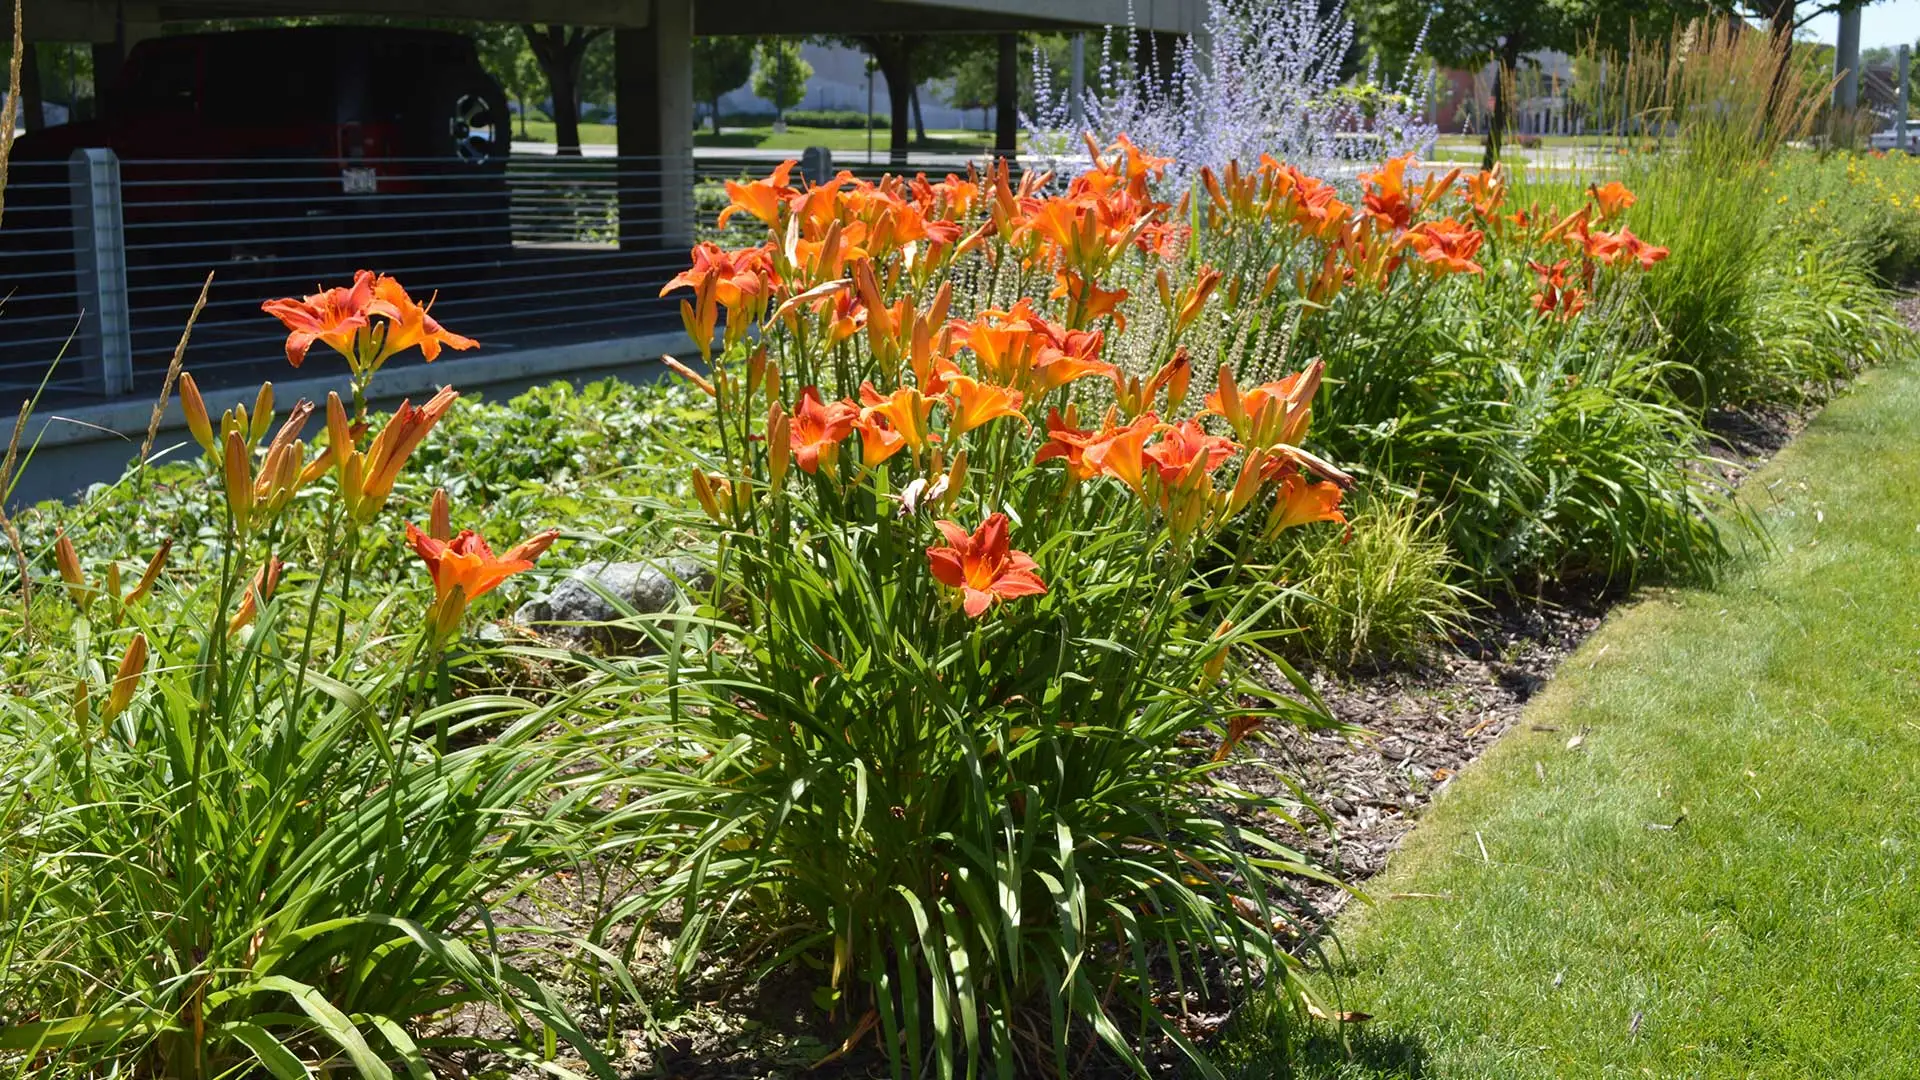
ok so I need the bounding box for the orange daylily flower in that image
[943,375,1027,438]
[854,414,909,468]
[1595,226,1669,270]
[1263,468,1348,539]
[1142,419,1238,486]
[1462,166,1506,217]
[1588,180,1636,220]
[261,269,377,369]
[1081,411,1160,495]
[1033,406,1100,483]
[1528,259,1588,321]
[789,387,860,474]
[370,275,478,366]
[1359,153,1417,231]
[407,521,559,640]
[859,383,935,454]
[925,513,1047,617]
[1401,217,1485,276]
[1051,270,1129,330]
[718,159,797,228]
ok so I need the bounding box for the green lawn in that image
[512,118,618,145]
[692,125,996,153]
[1228,350,1920,1078]
[510,120,997,154]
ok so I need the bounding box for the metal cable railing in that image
[1,148,1010,402]
[0,153,712,400]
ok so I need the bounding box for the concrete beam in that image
[23,0,159,43]
[155,0,653,28]
[693,0,1202,36]
[34,0,1199,39]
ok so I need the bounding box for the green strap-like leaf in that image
[213,1021,314,1080]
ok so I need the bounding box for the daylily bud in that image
[1202,620,1234,684]
[747,347,767,403]
[1162,349,1193,414]
[125,540,170,605]
[230,404,250,447]
[1224,449,1269,522]
[1261,263,1284,302]
[104,562,121,609]
[179,372,215,453]
[223,429,254,536]
[72,678,89,731]
[250,382,275,443]
[767,406,792,491]
[55,529,94,608]
[662,354,717,398]
[341,454,366,521]
[102,632,148,721]
[691,469,727,524]
[1214,364,1247,437]
[764,357,783,407]
[943,449,968,508]
[228,558,284,636]
[430,487,451,542]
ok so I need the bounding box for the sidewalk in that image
[1246,350,1920,1078]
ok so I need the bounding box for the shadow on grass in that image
[1216,1004,1432,1080]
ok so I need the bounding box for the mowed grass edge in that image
[1228,348,1920,1079]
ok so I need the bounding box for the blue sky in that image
[1801,0,1920,49]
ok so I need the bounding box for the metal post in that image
[1069,33,1086,132]
[1835,6,1862,111]
[1899,44,1911,152]
[69,148,134,398]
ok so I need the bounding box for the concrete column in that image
[994,32,1018,159]
[1834,5,1862,111]
[615,0,694,252]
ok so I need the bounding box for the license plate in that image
[341,167,378,194]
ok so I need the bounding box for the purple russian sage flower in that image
[1026,0,1437,186]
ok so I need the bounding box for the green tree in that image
[693,36,754,133]
[751,38,811,126]
[472,24,542,138]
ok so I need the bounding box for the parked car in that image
[3,26,513,290]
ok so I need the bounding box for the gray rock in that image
[516,556,712,651]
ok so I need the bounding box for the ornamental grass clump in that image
[609,141,1361,1078]
[0,283,621,1076]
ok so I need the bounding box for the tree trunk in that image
[1483,41,1522,171]
[1762,4,1797,135]
[911,82,927,143]
[21,43,43,133]
[868,38,916,166]
[710,94,723,134]
[995,32,1018,160]
[524,25,603,157]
